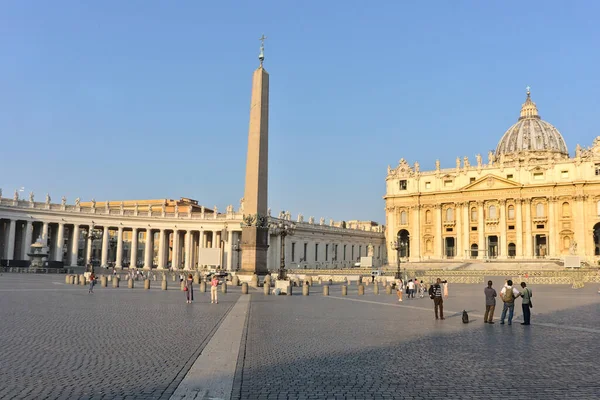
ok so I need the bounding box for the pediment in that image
[461,174,521,191]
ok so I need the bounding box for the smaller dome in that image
[495,89,568,159]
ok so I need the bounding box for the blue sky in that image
[1,1,599,223]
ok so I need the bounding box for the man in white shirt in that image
[499,279,521,325]
[407,280,415,299]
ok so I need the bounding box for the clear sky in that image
[1,1,599,223]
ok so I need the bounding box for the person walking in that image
[499,279,521,325]
[520,282,532,325]
[483,280,497,323]
[430,278,444,320]
[210,275,219,304]
[88,273,96,294]
[443,280,449,298]
[396,278,404,302]
[185,273,194,304]
[407,279,415,299]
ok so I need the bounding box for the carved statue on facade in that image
[14,190,19,201]
[148,204,153,214]
[105,201,110,212]
[414,161,420,173]
[285,211,291,220]
[435,159,440,172]
[267,208,271,217]
[319,217,325,225]
[309,216,315,224]
[226,204,233,213]
[387,165,391,174]
[463,156,470,169]
[576,144,582,158]
[120,201,124,212]
[569,240,578,255]
[45,193,51,205]
[476,154,482,168]
[75,197,80,207]
[329,219,334,226]
[213,206,218,215]
[239,198,245,213]
[367,243,374,256]
[61,196,67,206]
[134,202,139,214]
[456,157,461,169]
[488,150,494,165]
[174,203,179,214]
[297,214,304,222]
[201,206,205,215]
[91,199,96,208]
[162,203,166,214]
[29,192,34,203]
[279,210,285,219]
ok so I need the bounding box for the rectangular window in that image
[470,177,476,183]
[533,172,544,180]
[561,170,569,178]
[595,164,600,176]
[315,244,318,261]
[506,174,513,180]
[399,180,407,190]
[444,180,453,187]
[291,242,295,262]
[425,181,431,189]
[344,245,347,260]
[471,226,477,231]
[325,244,329,261]
[359,245,362,257]
[352,245,354,260]
[536,224,545,229]
[446,228,453,232]
[508,225,515,230]
[303,243,307,262]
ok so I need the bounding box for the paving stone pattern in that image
[0,275,240,400]
[234,282,600,400]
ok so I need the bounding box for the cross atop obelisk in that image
[241,36,270,275]
[258,34,267,67]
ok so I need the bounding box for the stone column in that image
[22,221,33,260]
[85,228,93,265]
[499,200,507,259]
[226,231,234,271]
[41,222,49,246]
[524,199,532,258]
[516,200,523,259]
[54,223,65,262]
[463,204,470,259]
[6,219,16,260]
[70,224,80,266]
[477,201,485,259]
[412,206,421,261]
[455,203,462,259]
[184,231,191,270]
[548,197,556,257]
[435,205,443,259]
[172,230,180,269]
[143,229,153,269]
[101,226,109,267]
[115,227,124,268]
[157,229,166,269]
[130,228,138,268]
[575,195,585,257]
[387,207,396,266]
[213,230,219,248]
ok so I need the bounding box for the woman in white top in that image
[396,279,404,302]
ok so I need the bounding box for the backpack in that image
[462,310,469,323]
[428,285,435,299]
[503,288,515,303]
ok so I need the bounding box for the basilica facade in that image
[385,90,600,265]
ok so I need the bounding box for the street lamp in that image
[390,239,407,280]
[81,224,102,273]
[269,220,296,280]
[232,239,242,271]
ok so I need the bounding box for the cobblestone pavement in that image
[0,274,240,400]
[233,281,600,400]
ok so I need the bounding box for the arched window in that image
[471,207,477,222]
[508,205,515,220]
[425,210,432,224]
[426,239,432,252]
[563,236,571,250]
[489,205,497,219]
[446,208,454,221]
[400,211,407,225]
[536,203,544,217]
[562,202,570,217]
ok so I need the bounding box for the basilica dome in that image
[495,89,568,159]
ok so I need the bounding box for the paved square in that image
[1,274,599,399]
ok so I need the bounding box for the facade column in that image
[412,206,421,261]
[115,227,124,268]
[548,197,556,257]
[157,229,166,269]
[85,229,93,265]
[226,231,234,271]
[130,228,138,268]
[41,222,49,246]
[463,203,470,259]
[6,220,16,260]
[70,225,80,266]
[387,207,396,266]
[22,221,33,260]
[524,199,532,258]
[455,203,462,260]
[575,195,585,257]
[101,226,109,267]
[184,231,191,270]
[516,200,523,259]
[435,205,443,259]
[172,230,180,269]
[477,201,485,259]
[213,231,219,248]
[143,229,153,269]
[54,223,65,262]
[499,200,507,259]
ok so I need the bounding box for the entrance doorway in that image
[594,223,600,256]
[508,243,516,258]
[445,237,455,258]
[487,236,498,259]
[535,235,547,258]
[397,230,410,258]
[470,244,478,259]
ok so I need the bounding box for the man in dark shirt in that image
[483,280,497,324]
[432,278,444,320]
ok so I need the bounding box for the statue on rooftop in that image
[29,192,34,203]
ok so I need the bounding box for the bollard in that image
[74,275,80,285]
[193,274,200,285]
[382,280,387,288]
[144,279,150,290]
[374,284,379,295]
[232,276,240,286]
[307,276,313,286]
[172,274,176,282]
[241,282,249,295]
[112,277,120,288]
[318,278,322,285]
[342,285,347,296]
[264,283,270,295]
[101,276,107,287]
[358,284,365,295]
[65,275,71,284]
[128,278,134,289]
[328,279,333,286]
[180,281,185,291]
[108,275,112,282]
[199,281,206,293]
[251,274,259,287]
[70,275,76,285]
[365,280,370,286]
[302,284,309,296]
[386,285,392,295]
[221,282,227,294]
[161,279,167,290]
[80,276,87,286]
[264,275,271,288]
[323,285,329,296]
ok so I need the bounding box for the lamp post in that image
[270,220,296,280]
[233,239,242,271]
[81,224,102,273]
[390,239,407,280]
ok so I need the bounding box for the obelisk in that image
[241,35,269,275]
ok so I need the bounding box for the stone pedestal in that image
[302,284,309,296]
[221,282,227,294]
[342,285,347,296]
[144,279,150,290]
[358,284,364,295]
[323,285,329,296]
[161,280,167,290]
[241,282,249,295]
[275,279,291,295]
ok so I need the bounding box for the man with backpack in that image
[429,278,444,320]
[499,279,521,325]
[519,282,533,325]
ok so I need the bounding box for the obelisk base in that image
[240,226,269,276]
